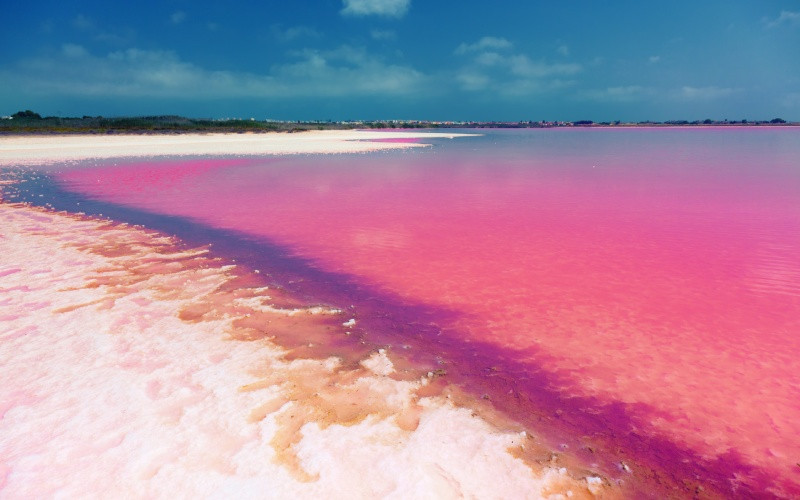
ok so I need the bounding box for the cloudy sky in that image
[2,0,799,121]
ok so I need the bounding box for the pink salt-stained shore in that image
[0,133,603,498]
[0,130,473,166]
[0,202,603,499]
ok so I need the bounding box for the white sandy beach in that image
[0,133,602,498]
[0,130,473,166]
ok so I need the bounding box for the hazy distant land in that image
[0,110,795,134]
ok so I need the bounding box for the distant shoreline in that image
[1,112,796,135]
[1,123,797,137]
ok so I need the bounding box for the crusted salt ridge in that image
[0,200,604,498]
[232,296,343,317]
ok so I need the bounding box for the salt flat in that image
[0,130,476,166]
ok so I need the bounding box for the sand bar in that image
[0,130,476,166]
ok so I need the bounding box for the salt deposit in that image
[0,201,600,498]
[0,130,475,166]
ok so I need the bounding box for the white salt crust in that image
[0,131,476,166]
[0,202,600,498]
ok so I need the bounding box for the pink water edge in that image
[54,128,800,495]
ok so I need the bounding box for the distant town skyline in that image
[2,1,799,121]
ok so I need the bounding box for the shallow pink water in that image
[55,128,800,494]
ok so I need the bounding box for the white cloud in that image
[580,86,649,102]
[508,55,581,78]
[455,36,512,55]
[456,72,490,91]
[274,46,425,94]
[474,51,505,66]
[765,10,800,28]
[557,45,570,57]
[580,85,743,104]
[2,45,425,99]
[371,29,396,41]
[454,37,581,95]
[272,25,321,42]
[72,14,93,30]
[677,86,740,100]
[62,43,89,58]
[500,78,576,96]
[69,14,134,45]
[341,0,410,18]
[171,11,186,24]
[465,51,579,78]
[94,31,132,45]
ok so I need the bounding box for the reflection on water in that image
[48,128,800,495]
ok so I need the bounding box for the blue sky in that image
[2,0,799,121]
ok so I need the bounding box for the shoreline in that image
[0,198,600,498]
[0,132,603,497]
[0,130,476,166]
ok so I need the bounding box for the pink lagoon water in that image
[12,127,800,496]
